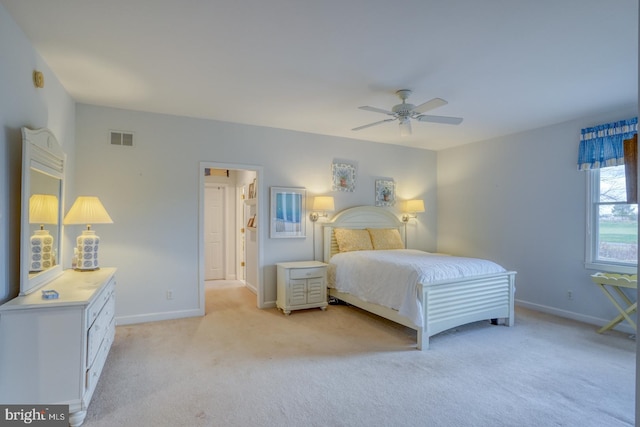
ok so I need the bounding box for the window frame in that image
[585,168,637,274]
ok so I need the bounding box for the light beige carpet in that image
[83,283,635,427]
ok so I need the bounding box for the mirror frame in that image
[20,128,66,295]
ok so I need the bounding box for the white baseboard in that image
[244,281,257,294]
[515,299,635,335]
[116,308,202,326]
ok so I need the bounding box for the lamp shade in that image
[29,194,59,224]
[405,199,425,213]
[63,196,113,227]
[312,196,335,212]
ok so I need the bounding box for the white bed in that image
[323,206,516,350]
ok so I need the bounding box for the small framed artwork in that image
[248,178,257,199]
[375,179,396,207]
[270,187,306,238]
[332,160,357,192]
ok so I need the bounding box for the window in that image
[586,165,637,273]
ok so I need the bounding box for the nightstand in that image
[276,261,328,315]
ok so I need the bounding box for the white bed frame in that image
[323,206,516,350]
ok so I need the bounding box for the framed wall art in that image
[332,160,357,192]
[375,179,396,207]
[270,187,306,238]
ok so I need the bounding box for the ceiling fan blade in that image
[399,119,412,136]
[358,105,395,115]
[416,115,463,125]
[352,118,396,131]
[412,97,448,114]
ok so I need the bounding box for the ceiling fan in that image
[352,89,463,136]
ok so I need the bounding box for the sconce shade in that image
[405,199,425,213]
[63,196,113,228]
[312,196,335,212]
[29,194,59,224]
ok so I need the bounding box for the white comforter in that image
[329,249,507,327]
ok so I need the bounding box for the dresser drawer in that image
[87,293,115,367]
[289,267,325,280]
[86,277,115,329]
[85,318,115,398]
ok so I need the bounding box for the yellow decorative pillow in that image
[367,228,404,250]
[334,228,373,252]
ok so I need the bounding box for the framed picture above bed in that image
[270,187,306,238]
[331,160,357,192]
[375,179,395,207]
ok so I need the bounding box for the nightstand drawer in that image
[290,267,325,280]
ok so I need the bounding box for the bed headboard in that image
[322,206,404,262]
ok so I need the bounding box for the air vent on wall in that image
[110,131,134,147]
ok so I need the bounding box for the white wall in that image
[437,107,638,332]
[0,4,76,304]
[75,104,437,323]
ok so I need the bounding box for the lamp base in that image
[30,229,54,272]
[75,230,101,271]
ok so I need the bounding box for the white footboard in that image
[417,271,516,350]
[328,271,516,351]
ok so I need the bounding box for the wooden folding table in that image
[591,272,637,334]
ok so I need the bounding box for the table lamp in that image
[64,196,113,270]
[29,194,59,272]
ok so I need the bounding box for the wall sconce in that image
[309,196,335,260]
[402,199,425,249]
[29,194,59,272]
[402,199,425,223]
[63,196,113,271]
[309,196,335,222]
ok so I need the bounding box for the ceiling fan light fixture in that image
[399,118,412,136]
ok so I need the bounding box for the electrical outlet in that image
[166,290,173,300]
[567,290,573,300]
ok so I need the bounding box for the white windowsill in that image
[585,262,637,275]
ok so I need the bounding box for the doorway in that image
[199,162,263,313]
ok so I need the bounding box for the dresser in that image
[276,261,328,315]
[0,268,116,427]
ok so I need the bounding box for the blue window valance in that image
[577,117,638,170]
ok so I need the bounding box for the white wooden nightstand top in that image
[276,261,327,269]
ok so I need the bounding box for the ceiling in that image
[2,0,637,151]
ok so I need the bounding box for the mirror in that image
[20,128,66,295]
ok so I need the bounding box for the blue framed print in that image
[270,187,306,238]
